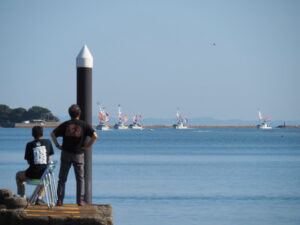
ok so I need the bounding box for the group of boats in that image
[96,104,284,131]
[96,104,189,131]
[96,104,143,130]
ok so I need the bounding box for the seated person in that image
[16,126,54,204]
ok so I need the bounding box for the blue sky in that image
[0,0,299,121]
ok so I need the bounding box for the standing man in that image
[51,104,98,206]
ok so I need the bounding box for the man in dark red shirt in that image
[51,104,98,206]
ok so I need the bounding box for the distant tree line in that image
[0,104,59,127]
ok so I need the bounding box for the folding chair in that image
[26,160,57,208]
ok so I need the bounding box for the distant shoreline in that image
[10,122,300,128]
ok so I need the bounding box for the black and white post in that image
[76,45,93,204]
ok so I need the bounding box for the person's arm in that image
[25,143,31,165]
[81,132,98,151]
[51,132,64,151]
[47,140,54,163]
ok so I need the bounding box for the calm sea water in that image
[0,127,300,225]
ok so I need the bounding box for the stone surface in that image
[0,204,113,225]
[4,196,27,209]
[0,189,113,225]
[0,189,13,204]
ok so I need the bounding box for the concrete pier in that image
[0,189,113,225]
[0,205,112,225]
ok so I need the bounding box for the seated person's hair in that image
[32,126,43,139]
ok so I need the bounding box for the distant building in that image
[31,119,45,125]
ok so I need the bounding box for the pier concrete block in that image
[0,204,113,225]
[0,189,13,204]
[0,189,113,225]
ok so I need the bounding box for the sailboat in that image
[257,110,272,129]
[114,105,129,130]
[96,103,110,131]
[173,109,188,129]
[129,115,143,130]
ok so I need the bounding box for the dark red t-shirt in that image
[53,119,94,154]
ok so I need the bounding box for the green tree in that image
[0,104,12,126]
[9,107,27,123]
[26,106,51,121]
[0,105,59,127]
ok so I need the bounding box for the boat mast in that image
[118,104,122,123]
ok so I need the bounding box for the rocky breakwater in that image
[0,189,113,225]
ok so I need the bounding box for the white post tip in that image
[76,45,93,68]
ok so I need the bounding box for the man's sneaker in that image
[77,201,87,206]
[56,200,63,206]
[35,198,47,206]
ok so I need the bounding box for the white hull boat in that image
[129,124,143,130]
[114,122,128,130]
[257,110,272,130]
[173,122,188,129]
[129,115,143,130]
[96,103,110,131]
[174,109,188,129]
[114,105,129,130]
[96,123,110,131]
[257,122,272,130]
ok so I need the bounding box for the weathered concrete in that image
[0,190,113,225]
[4,196,27,209]
[0,204,113,225]
[0,189,13,203]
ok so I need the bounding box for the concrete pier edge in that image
[0,189,113,225]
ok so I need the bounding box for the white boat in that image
[129,123,143,130]
[129,115,143,130]
[257,121,272,129]
[173,109,188,129]
[96,124,110,131]
[257,110,272,129]
[114,105,128,130]
[114,122,129,130]
[174,121,188,129]
[96,103,110,131]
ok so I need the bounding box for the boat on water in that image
[257,121,272,130]
[173,109,188,129]
[114,105,129,130]
[96,103,110,131]
[129,115,143,130]
[114,122,128,130]
[174,122,188,129]
[257,110,272,129]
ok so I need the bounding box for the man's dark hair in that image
[32,126,43,139]
[69,104,81,119]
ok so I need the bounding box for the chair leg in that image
[26,162,58,208]
[51,172,58,204]
[49,173,56,207]
[28,185,43,206]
